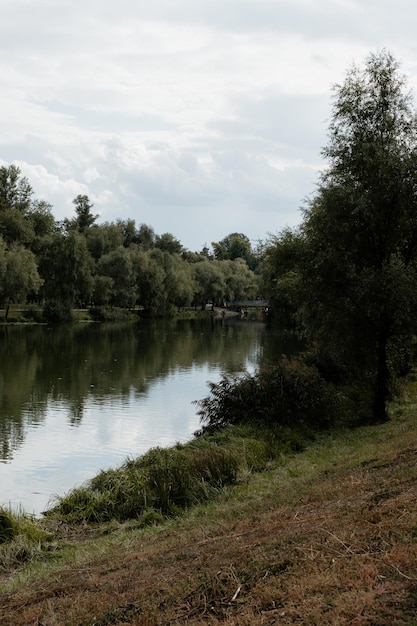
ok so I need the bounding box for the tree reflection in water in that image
[0,319,300,514]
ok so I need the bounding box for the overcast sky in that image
[2,0,417,251]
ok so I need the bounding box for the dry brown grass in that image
[1,402,417,625]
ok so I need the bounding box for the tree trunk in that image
[372,329,390,423]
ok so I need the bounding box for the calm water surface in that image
[0,318,299,516]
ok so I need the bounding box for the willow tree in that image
[301,51,417,424]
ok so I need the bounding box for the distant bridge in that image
[225,300,269,309]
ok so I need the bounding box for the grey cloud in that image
[89,139,315,247]
[3,0,417,252]
[206,91,329,161]
[40,101,176,133]
[2,0,414,58]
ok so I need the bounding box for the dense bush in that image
[43,300,74,324]
[22,306,44,323]
[195,359,338,434]
[89,305,135,322]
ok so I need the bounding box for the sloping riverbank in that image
[1,379,417,624]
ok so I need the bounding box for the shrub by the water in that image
[195,359,338,434]
[42,300,74,324]
[89,306,135,322]
[22,307,44,323]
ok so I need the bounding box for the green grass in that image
[0,507,55,573]
[45,423,306,524]
[0,422,309,576]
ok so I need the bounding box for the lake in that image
[0,317,299,516]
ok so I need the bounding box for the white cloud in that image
[1,0,417,249]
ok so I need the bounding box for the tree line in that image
[0,170,260,319]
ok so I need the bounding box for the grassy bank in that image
[0,304,211,324]
[1,380,417,624]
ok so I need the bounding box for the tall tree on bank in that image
[0,165,34,246]
[0,239,42,319]
[70,195,98,233]
[301,50,417,424]
[0,165,33,213]
[212,232,257,269]
[39,231,93,308]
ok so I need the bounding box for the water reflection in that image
[1,318,279,514]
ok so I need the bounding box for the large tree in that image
[70,194,98,233]
[0,165,35,245]
[39,231,94,307]
[212,232,256,269]
[260,228,304,328]
[85,222,124,260]
[0,165,33,213]
[220,258,259,302]
[96,245,137,308]
[192,260,226,309]
[0,240,42,318]
[301,50,417,424]
[155,232,183,255]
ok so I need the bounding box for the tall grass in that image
[46,425,306,524]
[0,507,54,572]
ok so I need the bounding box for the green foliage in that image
[38,231,94,307]
[137,223,155,250]
[0,165,259,320]
[85,222,124,261]
[212,232,257,270]
[192,260,226,306]
[259,228,304,328]
[22,306,44,323]
[89,306,135,322]
[134,248,166,314]
[91,274,114,306]
[28,200,56,236]
[255,51,417,425]
[136,508,165,528]
[43,300,74,324]
[0,241,42,316]
[155,232,183,254]
[221,258,259,302]
[96,246,137,307]
[0,165,33,214]
[116,218,139,247]
[195,359,338,433]
[281,50,417,424]
[0,208,34,246]
[0,167,256,319]
[69,194,98,233]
